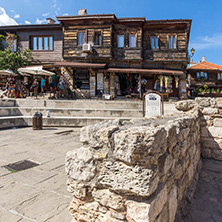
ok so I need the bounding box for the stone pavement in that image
[0,127,81,222]
[185,159,222,222]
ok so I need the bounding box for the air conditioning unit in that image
[82,43,92,52]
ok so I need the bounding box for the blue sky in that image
[0,0,222,65]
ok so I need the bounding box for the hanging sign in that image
[143,91,164,117]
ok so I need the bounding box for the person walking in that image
[6,77,16,98]
[30,79,39,99]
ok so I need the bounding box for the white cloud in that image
[190,33,222,50]
[52,0,57,9]
[0,7,18,26]
[25,20,31,24]
[63,13,69,16]
[42,12,50,17]
[36,18,46,24]
[14,14,20,19]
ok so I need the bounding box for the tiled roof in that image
[188,61,222,71]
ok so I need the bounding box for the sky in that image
[0,0,222,65]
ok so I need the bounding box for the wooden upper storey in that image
[0,14,191,64]
[57,14,191,63]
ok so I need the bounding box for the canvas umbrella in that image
[0,70,18,76]
[18,66,55,76]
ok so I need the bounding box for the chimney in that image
[78,9,87,16]
[189,61,196,67]
[202,56,206,62]
[46,18,56,24]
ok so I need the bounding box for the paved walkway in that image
[186,159,222,222]
[0,127,81,222]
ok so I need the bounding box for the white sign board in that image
[145,93,162,117]
[97,73,104,90]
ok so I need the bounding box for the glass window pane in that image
[151,37,154,49]
[219,73,221,80]
[49,37,53,50]
[205,72,208,79]
[201,72,204,77]
[117,35,124,48]
[38,37,42,50]
[155,37,158,49]
[129,34,136,47]
[33,37,37,50]
[82,33,85,45]
[173,36,176,48]
[44,37,48,50]
[197,72,200,79]
[169,36,172,49]
[78,33,82,45]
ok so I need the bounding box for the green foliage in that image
[0,33,33,73]
[198,88,204,93]
[203,85,208,91]
[0,34,5,51]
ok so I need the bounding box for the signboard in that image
[144,92,163,117]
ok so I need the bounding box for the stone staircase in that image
[0,98,143,129]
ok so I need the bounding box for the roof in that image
[107,68,184,76]
[188,61,222,71]
[53,62,106,69]
[0,24,61,31]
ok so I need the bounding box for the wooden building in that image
[0,10,192,99]
[187,57,222,97]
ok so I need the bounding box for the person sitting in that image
[7,77,16,98]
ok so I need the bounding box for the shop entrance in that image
[116,73,139,96]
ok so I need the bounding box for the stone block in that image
[202,108,218,115]
[200,126,210,137]
[195,97,211,107]
[208,127,222,138]
[213,118,222,127]
[92,189,124,211]
[126,186,168,222]
[216,98,222,108]
[175,100,196,111]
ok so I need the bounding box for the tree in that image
[0,32,33,73]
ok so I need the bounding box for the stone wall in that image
[176,97,222,161]
[65,113,201,222]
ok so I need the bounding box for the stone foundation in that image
[65,113,201,222]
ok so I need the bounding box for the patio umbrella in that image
[0,70,18,76]
[18,66,55,76]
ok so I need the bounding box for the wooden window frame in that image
[94,31,103,46]
[30,36,54,51]
[150,36,159,50]
[77,31,86,46]
[129,33,137,48]
[168,35,177,49]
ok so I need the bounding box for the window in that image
[151,36,158,49]
[94,31,102,46]
[169,35,176,49]
[78,32,85,46]
[117,35,124,48]
[2,39,17,52]
[129,34,136,47]
[218,73,222,80]
[197,72,208,79]
[30,36,53,51]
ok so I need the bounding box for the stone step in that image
[0,107,143,118]
[0,116,137,129]
[0,99,143,110]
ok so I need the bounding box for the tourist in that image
[6,77,16,98]
[23,76,30,97]
[40,77,46,96]
[30,78,39,98]
[58,76,65,98]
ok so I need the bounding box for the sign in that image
[144,92,163,117]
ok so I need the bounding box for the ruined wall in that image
[176,97,222,161]
[65,114,201,222]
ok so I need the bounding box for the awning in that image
[106,68,184,76]
[53,62,106,69]
[18,66,55,76]
[0,70,18,76]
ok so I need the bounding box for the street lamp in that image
[190,48,195,61]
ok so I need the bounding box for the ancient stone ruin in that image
[65,97,222,222]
